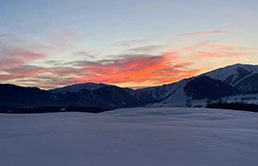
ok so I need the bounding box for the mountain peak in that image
[49,82,113,93]
[202,63,258,91]
[222,63,258,70]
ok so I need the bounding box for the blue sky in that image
[0,0,258,88]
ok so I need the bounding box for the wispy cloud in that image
[47,30,82,46]
[7,49,45,61]
[114,39,152,47]
[193,50,246,58]
[0,59,24,69]
[125,45,163,53]
[178,30,228,36]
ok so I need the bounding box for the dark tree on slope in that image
[185,98,192,107]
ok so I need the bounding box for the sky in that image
[0,0,258,89]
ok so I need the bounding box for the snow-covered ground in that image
[1,107,258,166]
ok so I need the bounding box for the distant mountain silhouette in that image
[49,82,112,93]
[0,84,142,110]
[1,63,258,111]
[0,84,58,107]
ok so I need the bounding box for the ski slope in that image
[1,107,258,166]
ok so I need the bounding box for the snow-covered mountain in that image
[49,82,112,93]
[133,64,258,107]
[48,63,258,108]
[134,76,240,107]
[203,63,258,92]
[0,84,142,109]
[2,63,258,109]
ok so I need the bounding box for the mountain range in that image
[1,63,258,111]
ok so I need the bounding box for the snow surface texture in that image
[1,107,258,166]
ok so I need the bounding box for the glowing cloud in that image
[0,34,253,89]
[75,52,199,87]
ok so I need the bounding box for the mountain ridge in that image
[1,63,258,110]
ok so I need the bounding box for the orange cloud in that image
[1,40,249,89]
[0,51,196,88]
[0,49,205,88]
[74,52,198,87]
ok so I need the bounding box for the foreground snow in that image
[1,107,258,166]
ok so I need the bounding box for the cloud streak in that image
[114,39,152,47]
[178,30,228,36]
[125,45,163,53]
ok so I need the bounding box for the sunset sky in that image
[0,0,258,89]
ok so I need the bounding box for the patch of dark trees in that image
[0,105,111,114]
[207,102,258,113]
